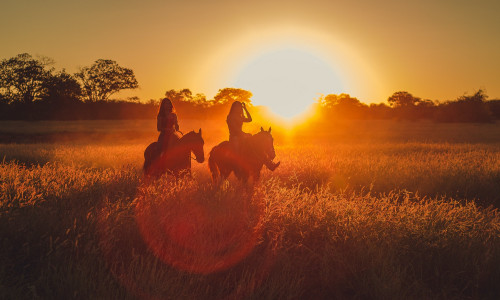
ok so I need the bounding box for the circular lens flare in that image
[134,180,265,275]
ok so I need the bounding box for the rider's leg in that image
[160,132,170,155]
[230,135,240,153]
[157,131,165,154]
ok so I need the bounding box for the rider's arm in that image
[242,103,252,122]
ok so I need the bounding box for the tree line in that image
[1,53,499,122]
[315,90,500,123]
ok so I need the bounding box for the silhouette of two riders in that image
[144,98,279,181]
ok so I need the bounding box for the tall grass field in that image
[1,119,500,299]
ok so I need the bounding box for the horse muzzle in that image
[269,151,276,160]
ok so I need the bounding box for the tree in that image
[368,103,392,119]
[435,89,492,123]
[387,91,421,107]
[317,93,367,119]
[0,53,53,104]
[213,88,252,105]
[165,88,195,103]
[486,99,500,120]
[41,70,82,105]
[75,59,138,102]
[318,93,362,108]
[164,88,207,106]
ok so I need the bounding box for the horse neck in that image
[179,132,199,154]
[248,134,266,161]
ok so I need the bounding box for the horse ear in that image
[268,126,271,133]
[260,126,264,132]
[198,128,202,135]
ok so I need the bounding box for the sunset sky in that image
[1,0,499,115]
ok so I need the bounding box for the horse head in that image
[184,128,205,163]
[256,126,276,160]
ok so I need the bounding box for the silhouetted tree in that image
[213,88,252,105]
[368,103,392,119]
[75,59,138,102]
[41,70,82,105]
[317,93,368,119]
[165,88,207,105]
[387,91,427,120]
[0,53,53,104]
[0,94,9,119]
[318,94,339,109]
[165,88,193,102]
[486,99,500,119]
[318,93,361,108]
[435,90,492,123]
[387,91,421,107]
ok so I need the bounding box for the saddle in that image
[229,134,251,155]
[159,132,181,156]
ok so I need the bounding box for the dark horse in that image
[209,127,279,182]
[144,129,204,178]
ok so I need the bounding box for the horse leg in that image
[236,169,249,183]
[208,156,219,182]
[217,160,231,180]
[253,170,261,182]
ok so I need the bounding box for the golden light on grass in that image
[2,120,500,298]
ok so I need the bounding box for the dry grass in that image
[1,120,500,299]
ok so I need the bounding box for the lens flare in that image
[134,179,265,275]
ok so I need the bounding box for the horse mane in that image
[179,130,197,142]
[251,130,271,145]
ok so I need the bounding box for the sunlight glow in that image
[232,47,343,119]
[195,26,385,116]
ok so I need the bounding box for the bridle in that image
[177,130,200,161]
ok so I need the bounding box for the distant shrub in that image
[434,90,493,123]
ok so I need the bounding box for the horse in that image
[143,129,204,178]
[208,127,279,182]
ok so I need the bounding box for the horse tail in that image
[208,146,219,182]
[143,142,158,175]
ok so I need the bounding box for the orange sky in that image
[1,0,499,105]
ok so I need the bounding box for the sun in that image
[231,47,343,120]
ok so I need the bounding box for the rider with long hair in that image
[226,101,279,171]
[157,98,179,153]
[226,101,252,144]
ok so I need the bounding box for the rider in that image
[157,98,179,154]
[226,101,279,171]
